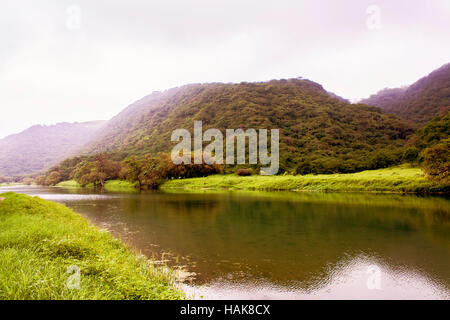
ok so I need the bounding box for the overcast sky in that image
[1,0,449,139]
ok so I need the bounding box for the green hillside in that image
[413,111,450,150]
[361,63,450,126]
[0,121,105,177]
[82,78,413,174]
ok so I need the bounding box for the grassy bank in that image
[56,180,83,188]
[0,192,184,299]
[56,180,137,192]
[0,183,21,187]
[162,166,448,193]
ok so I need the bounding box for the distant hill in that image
[82,78,413,173]
[0,121,105,177]
[360,87,408,113]
[361,63,450,126]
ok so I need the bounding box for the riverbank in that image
[52,166,448,194]
[56,180,138,192]
[162,166,448,193]
[0,183,21,187]
[0,192,184,299]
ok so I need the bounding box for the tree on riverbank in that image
[122,153,223,189]
[422,138,450,185]
[72,153,121,191]
[37,152,222,190]
[121,155,144,189]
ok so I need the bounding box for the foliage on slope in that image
[412,111,450,150]
[404,111,450,184]
[82,78,414,174]
[0,121,105,177]
[361,63,450,126]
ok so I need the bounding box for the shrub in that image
[236,168,253,176]
[422,138,450,184]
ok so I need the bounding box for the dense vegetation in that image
[422,139,449,185]
[80,78,413,175]
[0,121,104,177]
[37,153,222,190]
[32,76,450,189]
[413,111,450,150]
[7,69,447,190]
[361,63,450,126]
[408,111,450,184]
[0,193,184,299]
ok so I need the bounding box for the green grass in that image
[56,180,137,192]
[104,180,138,192]
[56,180,82,188]
[0,192,184,300]
[162,165,448,193]
[0,183,21,187]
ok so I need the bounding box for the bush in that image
[422,138,450,184]
[44,171,62,186]
[236,168,253,176]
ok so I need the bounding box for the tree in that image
[94,153,121,191]
[21,177,34,185]
[73,154,121,191]
[35,175,46,185]
[122,156,144,189]
[45,171,62,186]
[422,138,450,185]
[138,154,170,189]
[73,160,96,186]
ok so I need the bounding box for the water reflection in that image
[183,256,449,300]
[1,185,449,299]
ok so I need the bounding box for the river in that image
[1,185,449,299]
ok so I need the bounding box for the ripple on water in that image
[182,256,450,300]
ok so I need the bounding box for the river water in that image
[1,185,449,299]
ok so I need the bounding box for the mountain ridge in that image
[79,77,413,174]
[360,63,450,125]
[0,121,105,177]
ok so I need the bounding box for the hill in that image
[0,121,105,177]
[412,111,450,150]
[81,78,413,174]
[361,63,450,126]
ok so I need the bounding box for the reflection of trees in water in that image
[64,191,450,289]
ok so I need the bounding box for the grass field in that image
[56,180,137,192]
[56,180,82,188]
[0,192,184,299]
[162,165,448,193]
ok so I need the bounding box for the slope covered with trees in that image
[0,121,105,177]
[361,63,450,126]
[79,78,413,176]
[360,87,407,114]
[411,111,450,184]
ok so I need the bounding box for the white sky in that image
[1,0,449,139]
